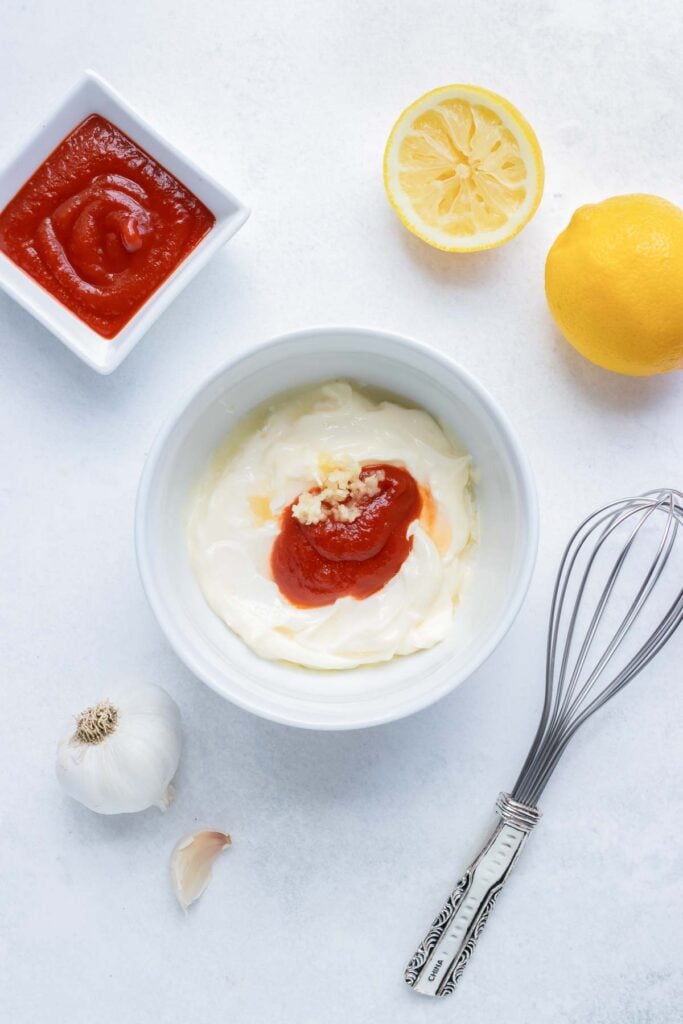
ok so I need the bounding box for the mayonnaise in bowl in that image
[187,380,476,670]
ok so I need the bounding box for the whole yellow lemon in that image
[545,194,683,375]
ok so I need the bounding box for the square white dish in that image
[0,69,249,374]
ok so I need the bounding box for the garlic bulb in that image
[171,830,232,911]
[56,683,182,814]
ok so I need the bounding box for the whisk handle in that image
[404,793,541,997]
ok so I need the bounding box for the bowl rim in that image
[135,324,539,729]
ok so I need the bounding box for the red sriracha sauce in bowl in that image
[271,464,422,607]
[0,114,215,338]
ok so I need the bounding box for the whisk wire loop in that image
[560,501,670,725]
[513,489,683,807]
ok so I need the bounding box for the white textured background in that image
[1,2,681,1022]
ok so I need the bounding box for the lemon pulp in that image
[384,85,544,252]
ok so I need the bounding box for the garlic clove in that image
[171,829,232,912]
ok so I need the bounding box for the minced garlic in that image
[292,457,385,526]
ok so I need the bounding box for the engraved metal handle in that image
[404,793,541,997]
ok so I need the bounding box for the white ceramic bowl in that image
[136,327,538,729]
[0,70,249,373]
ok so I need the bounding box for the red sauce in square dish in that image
[0,114,215,338]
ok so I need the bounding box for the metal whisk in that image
[405,489,683,998]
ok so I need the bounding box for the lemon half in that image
[384,84,544,252]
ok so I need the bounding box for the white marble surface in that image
[1,1,682,1021]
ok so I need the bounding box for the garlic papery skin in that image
[171,830,232,911]
[56,683,182,814]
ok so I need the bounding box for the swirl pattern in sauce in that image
[0,115,215,338]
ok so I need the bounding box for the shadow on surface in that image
[549,322,682,414]
[384,213,501,288]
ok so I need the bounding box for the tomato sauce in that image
[0,114,215,338]
[271,464,422,607]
